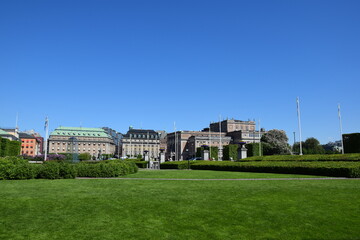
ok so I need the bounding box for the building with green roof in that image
[48,127,116,157]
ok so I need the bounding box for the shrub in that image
[76,161,137,177]
[343,133,360,153]
[78,153,92,161]
[241,153,360,162]
[0,157,138,180]
[223,144,238,160]
[160,161,190,170]
[0,138,21,157]
[190,160,360,178]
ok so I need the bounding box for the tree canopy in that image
[261,129,291,155]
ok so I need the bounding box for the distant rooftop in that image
[50,126,111,138]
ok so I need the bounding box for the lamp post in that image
[186,149,190,169]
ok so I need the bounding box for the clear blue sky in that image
[1,0,359,144]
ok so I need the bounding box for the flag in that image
[44,117,48,131]
[338,104,341,119]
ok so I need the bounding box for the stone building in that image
[166,130,231,160]
[48,127,116,157]
[0,128,19,141]
[166,118,264,160]
[0,129,19,141]
[121,128,160,159]
[210,119,256,132]
[102,127,122,157]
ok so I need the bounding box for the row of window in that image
[52,142,106,146]
[51,147,106,151]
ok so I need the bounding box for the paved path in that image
[76,177,360,181]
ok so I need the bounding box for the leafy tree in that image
[261,129,291,155]
[303,137,325,154]
[293,137,325,154]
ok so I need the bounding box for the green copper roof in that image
[50,127,110,138]
[0,129,11,135]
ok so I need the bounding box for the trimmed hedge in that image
[242,153,360,162]
[343,133,360,153]
[223,144,238,160]
[123,159,148,168]
[0,157,138,180]
[191,160,360,178]
[160,161,191,170]
[0,137,21,157]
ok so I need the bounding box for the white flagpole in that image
[297,97,303,155]
[44,117,49,161]
[338,104,345,154]
[129,133,132,158]
[174,122,177,161]
[258,119,261,156]
[209,122,211,160]
[219,115,222,160]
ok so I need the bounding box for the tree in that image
[303,137,325,154]
[261,129,291,155]
[293,137,326,154]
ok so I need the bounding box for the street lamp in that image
[186,149,190,169]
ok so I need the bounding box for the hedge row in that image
[106,159,149,168]
[0,137,21,157]
[160,161,191,170]
[0,157,138,180]
[191,160,360,178]
[242,153,360,162]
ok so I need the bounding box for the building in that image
[166,118,264,160]
[48,127,116,157]
[0,129,19,141]
[166,130,231,160]
[19,132,41,157]
[121,128,160,159]
[23,130,44,154]
[0,128,19,141]
[102,127,122,157]
[210,119,256,132]
[157,130,167,152]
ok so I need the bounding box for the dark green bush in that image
[190,160,360,178]
[78,153,92,161]
[0,157,138,180]
[37,162,61,179]
[343,133,360,153]
[0,157,39,180]
[242,153,360,162]
[223,144,238,160]
[77,160,138,177]
[160,161,190,170]
[0,138,21,157]
[123,159,148,168]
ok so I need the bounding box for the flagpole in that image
[209,122,211,160]
[174,122,177,161]
[296,97,303,155]
[219,115,222,160]
[44,117,49,161]
[338,104,345,154]
[258,119,261,156]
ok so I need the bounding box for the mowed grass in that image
[0,174,359,240]
[118,169,326,179]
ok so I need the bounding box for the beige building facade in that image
[121,129,160,159]
[48,127,116,157]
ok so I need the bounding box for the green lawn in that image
[0,173,359,240]
[118,169,326,179]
